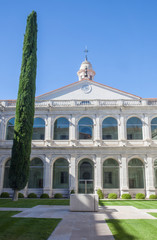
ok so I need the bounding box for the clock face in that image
[81,84,92,94]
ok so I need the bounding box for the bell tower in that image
[77,48,96,81]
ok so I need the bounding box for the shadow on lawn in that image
[105,219,136,240]
[100,207,136,240]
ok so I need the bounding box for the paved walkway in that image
[0,205,157,240]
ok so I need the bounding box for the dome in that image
[79,60,93,70]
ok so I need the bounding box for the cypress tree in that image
[9,11,37,201]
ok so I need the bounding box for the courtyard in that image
[0,199,157,240]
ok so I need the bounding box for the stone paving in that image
[0,205,157,239]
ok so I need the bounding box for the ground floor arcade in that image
[0,149,157,198]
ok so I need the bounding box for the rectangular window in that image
[127,134,133,139]
[103,135,112,139]
[60,172,68,184]
[60,135,68,140]
[104,172,112,184]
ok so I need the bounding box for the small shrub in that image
[136,193,145,199]
[97,189,104,199]
[40,193,49,198]
[0,192,10,198]
[18,193,24,198]
[121,194,132,199]
[70,190,75,194]
[108,193,117,199]
[28,193,37,198]
[149,194,157,199]
[54,193,63,198]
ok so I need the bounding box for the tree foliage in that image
[9,11,37,199]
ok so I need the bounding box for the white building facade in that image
[0,59,157,198]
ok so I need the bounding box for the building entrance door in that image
[78,159,94,194]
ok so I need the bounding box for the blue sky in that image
[0,0,157,99]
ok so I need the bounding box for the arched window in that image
[154,160,157,188]
[78,117,93,139]
[151,118,157,140]
[128,158,144,188]
[32,118,45,140]
[53,158,69,189]
[3,159,11,188]
[28,158,43,188]
[78,159,94,194]
[102,117,118,140]
[6,118,15,140]
[103,159,119,188]
[54,117,69,140]
[127,117,143,140]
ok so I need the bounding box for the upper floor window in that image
[78,117,93,140]
[102,117,118,140]
[32,118,45,140]
[151,118,157,140]
[127,117,143,140]
[54,117,69,140]
[6,118,15,140]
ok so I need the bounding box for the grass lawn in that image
[100,200,157,209]
[148,212,157,218]
[106,219,157,240]
[0,199,69,208]
[0,211,61,240]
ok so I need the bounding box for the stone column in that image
[94,115,101,145]
[0,117,6,141]
[69,155,76,192]
[0,161,4,194]
[118,115,126,141]
[45,115,51,141]
[43,155,52,197]
[120,156,129,196]
[145,156,156,198]
[143,114,150,140]
[69,115,76,145]
[95,155,102,191]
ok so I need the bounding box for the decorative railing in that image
[1,99,157,109]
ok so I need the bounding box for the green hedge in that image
[149,194,157,199]
[135,193,145,199]
[18,193,24,198]
[54,193,63,198]
[108,193,117,199]
[28,193,37,198]
[40,193,49,198]
[0,192,10,198]
[97,189,104,199]
[70,190,75,194]
[121,194,132,199]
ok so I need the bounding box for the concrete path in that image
[0,207,29,212]
[0,205,157,240]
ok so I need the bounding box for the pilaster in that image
[120,156,129,196]
[95,155,102,190]
[43,154,52,197]
[69,155,76,192]
[145,156,156,197]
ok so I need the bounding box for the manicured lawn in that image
[106,219,157,240]
[0,199,69,208]
[148,212,157,218]
[0,211,61,240]
[100,200,157,209]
